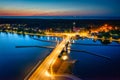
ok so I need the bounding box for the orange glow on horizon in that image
[0,8,105,16]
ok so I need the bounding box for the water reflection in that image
[70,38,120,80]
[0,32,61,80]
[77,38,120,45]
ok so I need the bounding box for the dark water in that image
[1,32,120,80]
[70,39,120,80]
[0,32,61,80]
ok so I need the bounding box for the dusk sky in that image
[0,0,120,17]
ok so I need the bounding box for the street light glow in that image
[62,55,68,60]
[45,71,51,77]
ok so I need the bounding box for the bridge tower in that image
[63,40,71,54]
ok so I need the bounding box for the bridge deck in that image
[26,36,71,80]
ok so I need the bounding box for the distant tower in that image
[73,22,76,27]
[73,22,76,32]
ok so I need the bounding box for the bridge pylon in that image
[63,40,71,54]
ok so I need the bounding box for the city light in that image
[45,71,51,77]
[80,32,88,37]
[62,55,68,60]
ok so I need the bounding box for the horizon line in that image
[0,16,120,20]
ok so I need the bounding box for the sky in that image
[0,0,120,17]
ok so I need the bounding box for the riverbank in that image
[0,30,46,36]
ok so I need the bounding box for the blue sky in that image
[0,0,120,17]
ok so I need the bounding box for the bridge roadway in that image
[27,36,71,80]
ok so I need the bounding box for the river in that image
[0,32,120,80]
[70,38,120,80]
[0,32,61,80]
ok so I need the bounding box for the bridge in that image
[23,32,113,80]
[25,35,72,80]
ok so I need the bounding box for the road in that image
[27,36,71,80]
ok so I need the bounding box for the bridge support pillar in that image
[63,46,67,52]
